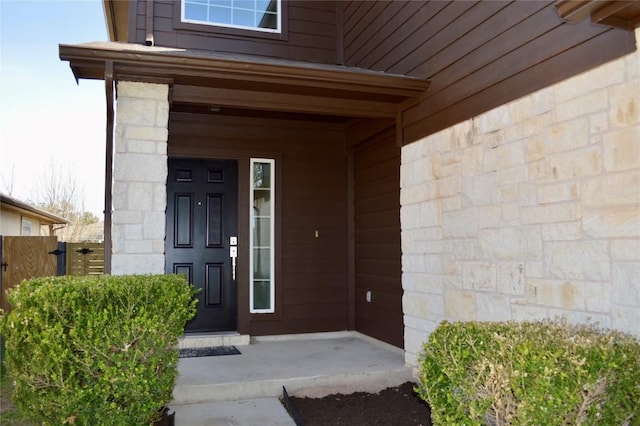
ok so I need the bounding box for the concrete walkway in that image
[170,332,413,425]
[170,398,295,426]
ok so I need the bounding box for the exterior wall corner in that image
[401,31,640,366]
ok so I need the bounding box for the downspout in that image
[145,0,154,46]
[104,61,114,274]
[335,1,344,65]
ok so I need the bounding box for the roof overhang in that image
[59,42,430,119]
[556,0,640,30]
[102,0,129,42]
[0,194,69,225]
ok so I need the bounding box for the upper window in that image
[182,0,281,33]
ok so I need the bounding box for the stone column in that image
[111,81,169,275]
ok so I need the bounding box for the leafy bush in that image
[416,319,640,425]
[0,274,197,425]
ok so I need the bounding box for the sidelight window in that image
[182,0,280,33]
[250,158,275,313]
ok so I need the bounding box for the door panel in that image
[205,263,223,305]
[206,195,223,246]
[175,194,193,247]
[166,159,238,333]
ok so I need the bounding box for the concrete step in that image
[173,365,412,404]
[178,332,250,349]
[172,332,413,405]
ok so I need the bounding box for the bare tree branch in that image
[0,163,16,195]
[31,162,99,241]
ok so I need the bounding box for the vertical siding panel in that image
[344,1,406,64]
[343,1,387,54]
[404,11,608,128]
[372,1,477,73]
[409,1,548,78]
[130,0,146,44]
[343,1,368,32]
[353,126,403,348]
[403,26,635,141]
[350,1,445,70]
[386,0,508,76]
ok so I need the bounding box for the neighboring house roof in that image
[57,221,104,243]
[0,193,69,225]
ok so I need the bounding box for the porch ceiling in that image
[58,42,429,120]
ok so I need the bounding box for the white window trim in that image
[250,158,275,313]
[181,0,282,34]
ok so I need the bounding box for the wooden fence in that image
[1,236,59,312]
[65,242,105,276]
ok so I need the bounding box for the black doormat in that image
[179,345,241,358]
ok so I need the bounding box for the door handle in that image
[230,246,237,281]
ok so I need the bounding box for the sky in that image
[1,0,108,217]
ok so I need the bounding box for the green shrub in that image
[416,319,640,425]
[0,274,197,425]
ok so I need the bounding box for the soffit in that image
[59,42,429,119]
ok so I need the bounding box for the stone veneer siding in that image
[111,81,169,275]
[401,29,640,366]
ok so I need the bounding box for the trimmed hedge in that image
[0,274,197,425]
[416,319,640,425]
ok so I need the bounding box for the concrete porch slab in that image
[171,331,413,406]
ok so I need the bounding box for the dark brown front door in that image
[166,159,238,333]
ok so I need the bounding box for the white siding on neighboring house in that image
[0,211,22,235]
[1,208,57,236]
[401,28,640,366]
[111,81,169,275]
